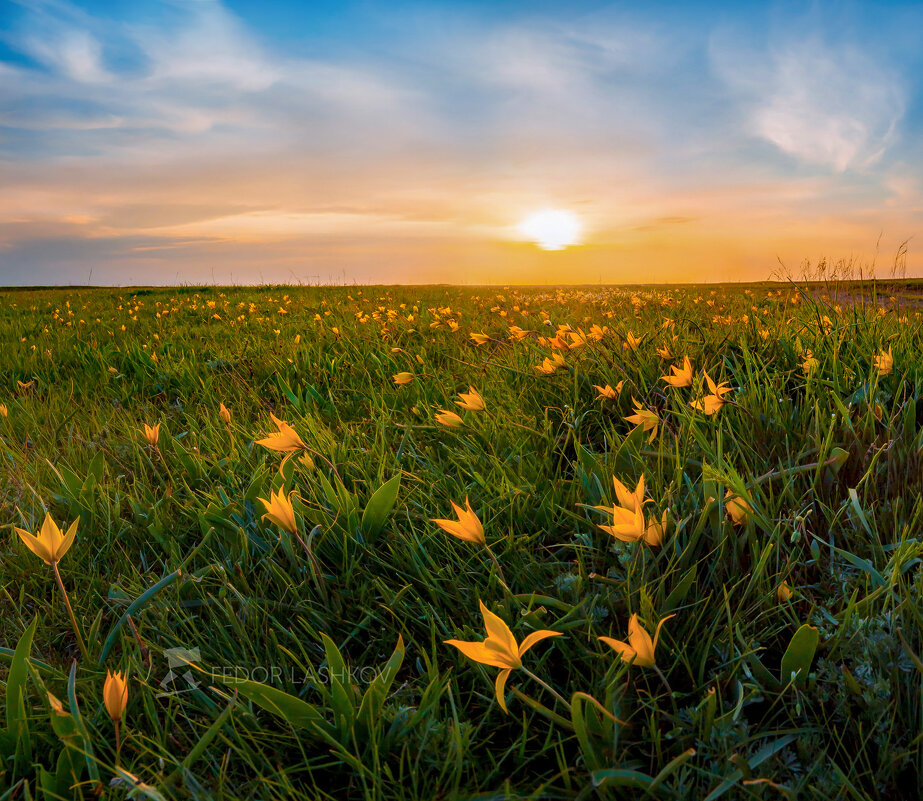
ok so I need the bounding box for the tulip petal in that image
[494,668,513,713]
[479,600,519,663]
[15,527,52,564]
[444,639,512,669]
[57,519,79,562]
[517,629,563,658]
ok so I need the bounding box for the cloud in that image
[711,32,905,172]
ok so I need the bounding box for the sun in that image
[517,209,582,251]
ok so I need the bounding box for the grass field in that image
[0,281,921,800]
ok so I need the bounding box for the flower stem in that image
[52,561,89,662]
[521,666,569,709]
[484,543,507,585]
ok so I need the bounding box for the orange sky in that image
[1,0,921,284]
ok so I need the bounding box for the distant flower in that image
[624,332,642,351]
[724,490,751,525]
[445,600,562,713]
[690,372,731,415]
[435,410,465,428]
[470,332,491,346]
[777,581,793,602]
[662,356,693,388]
[874,347,893,376]
[219,402,231,425]
[599,612,675,668]
[455,386,485,412]
[432,497,484,545]
[139,423,160,447]
[594,382,622,400]
[0,404,6,418]
[801,351,819,374]
[624,399,659,441]
[656,344,673,359]
[393,372,414,385]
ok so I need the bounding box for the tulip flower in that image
[139,423,160,447]
[874,347,893,376]
[599,612,675,668]
[724,490,751,525]
[104,670,129,761]
[0,404,7,417]
[259,488,298,535]
[690,373,731,415]
[624,332,642,351]
[256,413,306,452]
[219,402,231,425]
[470,332,491,346]
[393,372,414,385]
[103,671,129,722]
[432,497,485,545]
[801,351,819,374]
[15,511,77,566]
[436,410,465,427]
[777,581,793,602]
[445,600,562,712]
[624,399,659,441]
[593,382,623,400]
[455,386,485,412]
[656,344,673,360]
[14,514,88,660]
[662,356,693,388]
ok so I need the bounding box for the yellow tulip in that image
[801,351,819,374]
[690,372,731,415]
[624,398,659,441]
[470,332,491,346]
[724,490,751,525]
[259,488,298,535]
[103,670,129,722]
[435,410,465,428]
[445,600,562,713]
[139,423,160,447]
[219,402,231,425]
[624,332,642,351]
[593,382,622,400]
[14,513,78,565]
[662,356,693,388]
[777,581,793,602]
[256,413,306,452]
[432,497,485,545]
[599,612,675,668]
[873,347,893,376]
[656,344,673,360]
[455,386,485,412]
[393,372,414,385]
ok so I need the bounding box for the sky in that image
[0,0,921,286]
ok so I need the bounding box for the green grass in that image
[0,281,921,800]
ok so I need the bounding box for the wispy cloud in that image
[0,0,919,284]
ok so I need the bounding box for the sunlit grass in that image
[0,281,920,799]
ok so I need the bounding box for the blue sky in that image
[0,0,921,284]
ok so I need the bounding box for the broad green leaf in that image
[780,624,819,687]
[361,473,402,539]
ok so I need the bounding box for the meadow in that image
[0,280,920,800]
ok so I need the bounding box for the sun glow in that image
[517,209,582,251]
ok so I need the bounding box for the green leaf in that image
[356,635,405,742]
[361,473,402,540]
[5,616,37,733]
[780,624,819,687]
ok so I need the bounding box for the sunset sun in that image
[517,209,582,251]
